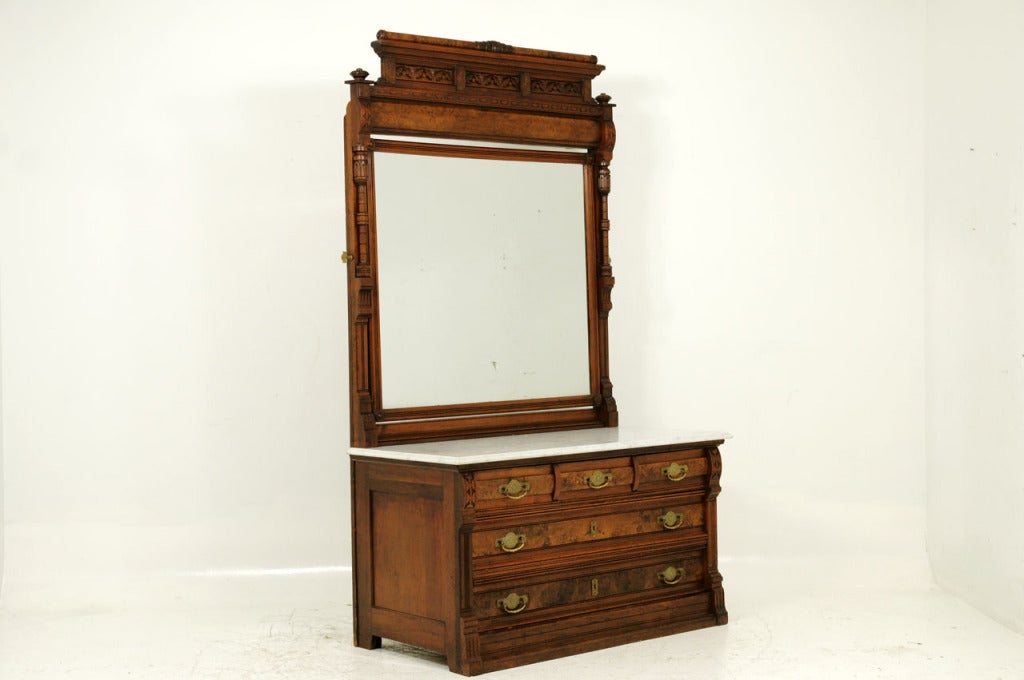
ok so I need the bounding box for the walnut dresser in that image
[350,428,729,675]
[342,31,730,674]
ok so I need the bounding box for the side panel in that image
[351,458,461,657]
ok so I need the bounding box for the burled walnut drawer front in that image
[553,457,635,500]
[475,551,706,619]
[633,449,708,491]
[474,465,554,509]
[471,503,705,558]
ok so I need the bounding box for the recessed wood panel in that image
[370,490,443,618]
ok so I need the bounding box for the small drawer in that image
[633,449,708,491]
[471,503,706,558]
[474,465,555,509]
[475,551,707,619]
[554,457,634,500]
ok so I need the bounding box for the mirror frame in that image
[344,30,618,446]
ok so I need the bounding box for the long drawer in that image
[470,498,705,559]
[474,548,707,619]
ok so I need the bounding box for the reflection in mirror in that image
[374,149,590,409]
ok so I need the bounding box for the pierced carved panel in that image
[466,71,521,90]
[532,78,581,96]
[395,64,454,84]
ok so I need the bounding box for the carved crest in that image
[476,40,514,54]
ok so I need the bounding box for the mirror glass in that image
[374,149,591,409]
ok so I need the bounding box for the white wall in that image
[925,0,1024,633]
[1,289,5,597]
[0,0,926,604]
[608,2,926,569]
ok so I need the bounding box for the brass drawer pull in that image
[658,566,684,585]
[498,478,531,499]
[496,531,527,553]
[662,462,689,482]
[497,592,529,614]
[584,470,612,490]
[658,510,684,530]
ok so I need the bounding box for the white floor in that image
[1,556,1022,679]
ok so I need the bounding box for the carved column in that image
[594,93,618,426]
[345,69,379,446]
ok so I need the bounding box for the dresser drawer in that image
[471,502,706,558]
[473,465,554,509]
[474,550,706,619]
[633,449,708,491]
[553,457,635,500]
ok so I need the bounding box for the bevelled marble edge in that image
[347,427,732,465]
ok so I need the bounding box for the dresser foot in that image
[355,633,381,650]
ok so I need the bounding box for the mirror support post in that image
[345,68,379,447]
[595,93,618,427]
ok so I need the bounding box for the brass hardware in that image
[589,520,599,537]
[591,578,600,597]
[497,592,529,614]
[658,566,684,585]
[498,478,530,499]
[340,251,354,263]
[662,462,689,482]
[584,470,612,490]
[658,510,685,530]
[496,531,527,553]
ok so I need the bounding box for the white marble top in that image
[348,427,731,466]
